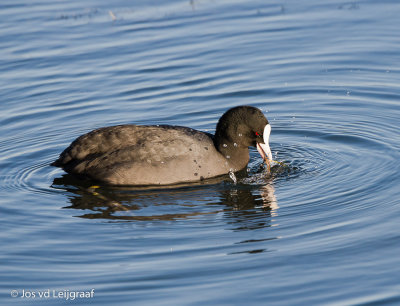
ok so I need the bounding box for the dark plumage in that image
[52,106,272,185]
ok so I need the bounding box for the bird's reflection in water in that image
[51,172,278,224]
[219,184,278,233]
[52,173,279,254]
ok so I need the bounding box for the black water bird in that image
[52,106,272,185]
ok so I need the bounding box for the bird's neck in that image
[216,138,250,172]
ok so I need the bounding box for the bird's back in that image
[52,125,231,185]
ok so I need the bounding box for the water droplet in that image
[223,144,227,147]
[233,143,238,147]
[229,170,237,184]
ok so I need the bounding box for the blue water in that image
[1,0,400,305]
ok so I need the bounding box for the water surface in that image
[1,0,400,305]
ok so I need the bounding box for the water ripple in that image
[2,1,400,305]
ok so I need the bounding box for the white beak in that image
[256,124,273,169]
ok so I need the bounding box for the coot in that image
[52,106,272,185]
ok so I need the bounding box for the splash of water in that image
[229,169,237,184]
